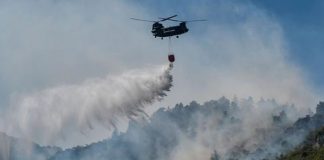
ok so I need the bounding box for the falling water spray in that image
[2,64,173,146]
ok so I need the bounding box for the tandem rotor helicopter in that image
[131,14,206,39]
[131,15,206,63]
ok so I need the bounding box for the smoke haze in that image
[0,0,323,159]
[50,97,320,160]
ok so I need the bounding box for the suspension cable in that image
[168,37,172,54]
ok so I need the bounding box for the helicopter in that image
[130,15,206,39]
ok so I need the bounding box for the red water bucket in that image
[168,54,175,62]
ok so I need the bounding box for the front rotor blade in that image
[130,18,156,22]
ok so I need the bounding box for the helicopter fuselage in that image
[152,22,189,38]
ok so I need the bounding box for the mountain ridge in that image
[1,98,324,160]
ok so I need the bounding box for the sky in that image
[0,0,322,108]
[0,0,323,147]
[139,0,324,91]
[250,0,324,91]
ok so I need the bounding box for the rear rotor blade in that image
[130,18,156,22]
[163,18,207,22]
[186,19,207,22]
[158,14,178,22]
[166,19,183,22]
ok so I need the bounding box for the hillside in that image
[279,102,324,160]
[279,127,324,160]
[49,98,306,160]
[1,99,324,160]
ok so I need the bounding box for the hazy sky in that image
[140,0,324,90]
[251,0,324,89]
[1,0,323,147]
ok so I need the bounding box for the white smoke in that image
[168,99,299,160]
[46,97,307,160]
[2,64,173,147]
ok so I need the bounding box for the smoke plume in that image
[2,64,173,147]
[49,97,320,160]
